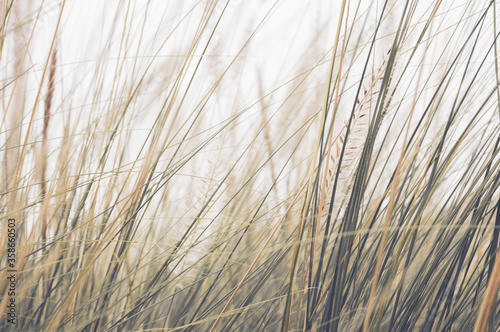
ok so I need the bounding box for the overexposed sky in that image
[2,0,498,231]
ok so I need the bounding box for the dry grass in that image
[1,0,499,331]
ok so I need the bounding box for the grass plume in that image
[0,1,499,331]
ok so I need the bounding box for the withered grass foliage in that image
[1,0,500,331]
